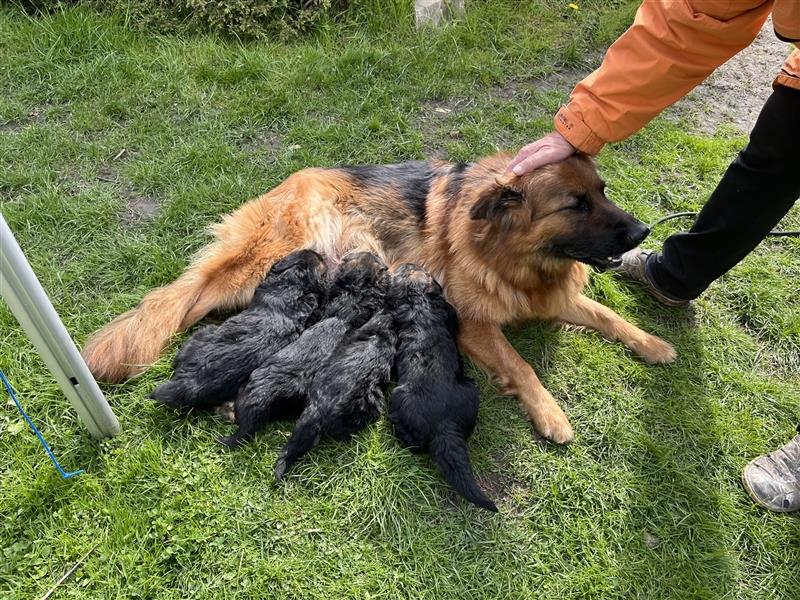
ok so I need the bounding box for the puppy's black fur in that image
[150,250,327,410]
[274,309,396,481]
[218,252,390,448]
[388,264,497,512]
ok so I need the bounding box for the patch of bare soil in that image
[1,107,49,134]
[669,17,792,134]
[96,163,161,228]
[416,97,476,157]
[241,128,283,156]
[0,121,23,134]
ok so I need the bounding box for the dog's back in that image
[309,310,396,438]
[274,310,396,481]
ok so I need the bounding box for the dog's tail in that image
[82,272,208,383]
[430,422,497,512]
[274,412,324,482]
[81,182,317,382]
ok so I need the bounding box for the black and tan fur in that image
[83,153,676,443]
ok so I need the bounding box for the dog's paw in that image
[216,434,241,449]
[524,389,574,444]
[214,402,237,423]
[634,334,677,364]
[274,458,288,482]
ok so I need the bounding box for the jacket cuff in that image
[554,104,606,156]
[773,72,800,92]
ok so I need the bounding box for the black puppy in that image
[218,251,391,448]
[274,309,396,481]
[388,264,497,512]
[150,250,327,411]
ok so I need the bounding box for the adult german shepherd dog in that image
[83,152,676,443]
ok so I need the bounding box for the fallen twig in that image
[39,545,97,600]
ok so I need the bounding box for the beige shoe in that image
[741,434,800,513]
[610,247,689,307]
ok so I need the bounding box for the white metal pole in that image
[0,213,119,438]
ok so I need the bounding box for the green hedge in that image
[112,0,338,38]
[18,0,348,38]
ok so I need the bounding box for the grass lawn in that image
[1,2,799,598]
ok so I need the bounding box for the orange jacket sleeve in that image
[775,49,800,91]
[554,0,774,155]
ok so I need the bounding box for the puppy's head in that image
[391,263,441,297]
[388,264,458,332]
[331,251,390,294]
[469,154,649,270]
[262,249,328,292]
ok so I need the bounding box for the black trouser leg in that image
[646,85,800,301]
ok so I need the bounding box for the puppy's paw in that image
[216,434,242,449]
[524,389,574,444]
[633,334,677,364]
[274,458,288,482]
[214,402,237,423]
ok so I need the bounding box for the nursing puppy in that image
[218,251,390,448]
[388,264,497,512]
[274,310,396,481]
[150,250,327,411]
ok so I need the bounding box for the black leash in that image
[649,212,800,237]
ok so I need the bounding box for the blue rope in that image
[0,369,84,479]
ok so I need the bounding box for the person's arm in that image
[776,48,800,90]
[510,0,772,175]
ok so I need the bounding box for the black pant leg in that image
[647,85,800,300]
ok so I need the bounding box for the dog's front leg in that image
[558,294,677,364]
[458,320,574,444]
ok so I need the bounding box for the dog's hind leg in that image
[430,422,497,512]
[557,294,677,364]
[274,410,324,481]
[82,179,326,382]
[149,378,198,409]
[218,368,306,448]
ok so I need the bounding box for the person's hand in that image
[507,132,576,176]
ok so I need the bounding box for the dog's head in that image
[262,249,328,291]
[391,263,441,296]
[332,251,390,291]
[469,154,649,270]
[324,251,391,322]
[330,252,389,298]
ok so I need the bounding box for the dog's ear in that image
[469,181,524,221]
[269,249,313,274]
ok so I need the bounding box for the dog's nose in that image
[625,222,650,247]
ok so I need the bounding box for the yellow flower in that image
[568,3,579,10]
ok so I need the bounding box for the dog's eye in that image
[571,195,590,212]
